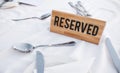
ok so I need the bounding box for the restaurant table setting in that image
[0,0,120,73]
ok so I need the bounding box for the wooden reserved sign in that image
[50,10,106,44]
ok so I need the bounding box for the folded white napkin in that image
[23,57,95,73]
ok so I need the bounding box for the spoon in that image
[12,13,51,21]
[12,41,76,53]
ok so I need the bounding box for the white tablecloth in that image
[0,0,120,73]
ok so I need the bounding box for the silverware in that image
[18,2,36,7]
[0,1,6,8]
[76,1,91,16]
[0,0,13,8]
[12,41,76,53]
[35,51,44,73]
[0,0,36,8]
[105,38,120,73]
[68,2,84,16]
[68,1,91,16]
[12,13,51,21]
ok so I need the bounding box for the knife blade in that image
[105,38,120,73]
[36,51,44,73]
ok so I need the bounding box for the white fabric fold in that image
[23,57,95,73]
[91,39,118,73]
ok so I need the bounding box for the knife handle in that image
[36,51,44,73]
[106,38,120,73]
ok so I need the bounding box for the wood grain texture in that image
[50,10,106,44]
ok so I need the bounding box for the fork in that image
[12,13,51,21]
[68,1,91,16]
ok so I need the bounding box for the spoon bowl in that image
[13,43,34,53]
[12,41,76,53]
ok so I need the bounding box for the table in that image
[0,0,120,73]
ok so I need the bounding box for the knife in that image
[18,2,36,7]
[105,38,120,73]
[36,51,44,73]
